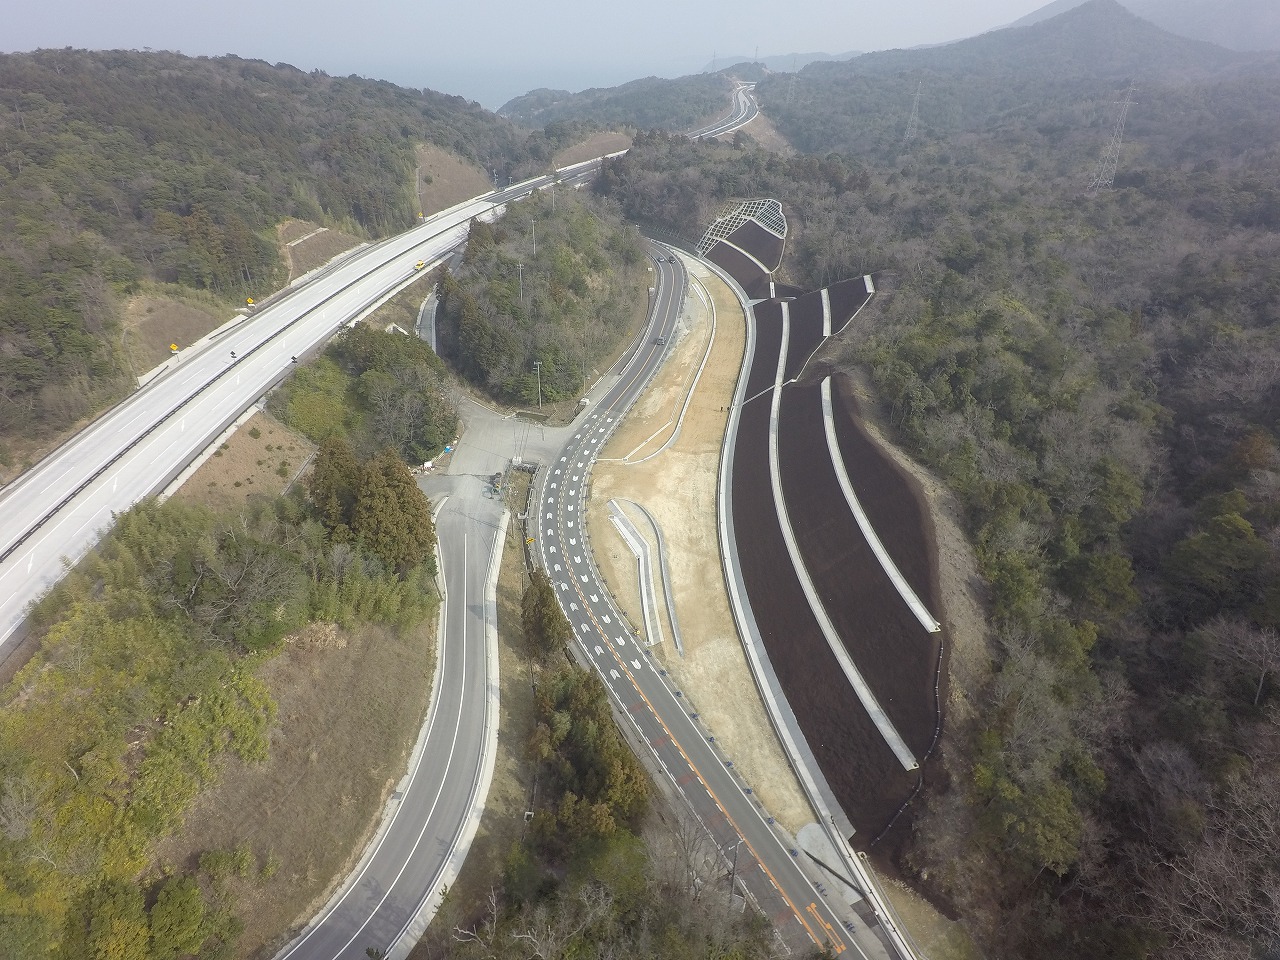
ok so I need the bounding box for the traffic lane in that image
[540,463,849,950]
[343,507,496,958]
[0,203,481,544]
[346,509,485,954]
[282,504,485,959]
[538,291,863,956]
[553,520,849,957]
[0,222,474,642]
[2,213,658,642]
[566,562,859,956]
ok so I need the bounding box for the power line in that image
[1088,81,1137,194]
[903,82,922,145]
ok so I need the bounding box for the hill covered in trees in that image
[435,188,648,405]
[0,444,440,958]
[0,48,589,458]
[755,0,1279,160]
[498,71,734,133]
[593,7,1280,958]
[1011,0,1280,53]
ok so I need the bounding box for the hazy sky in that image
[4,0,1062,108]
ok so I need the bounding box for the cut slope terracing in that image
[709,202,946,845]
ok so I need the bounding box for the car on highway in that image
[655,337,666,345]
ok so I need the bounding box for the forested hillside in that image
[1011,0,1280,54]
[755,0,1277,160]
[435,189,648,404]
[498,72,733,132]
[0,443,441,957]
[593,7,1280,957]
[0,48,582,457]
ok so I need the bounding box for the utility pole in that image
[531,219,536,257]
[1089,82,1137,194]
[533,360,542,410]
[517,262,524,307]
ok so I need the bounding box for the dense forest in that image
[269,322,458,466]
[0,49,591,452]
[755,0,1279,162]
[435,188,648,404]
[593,4,1280,957]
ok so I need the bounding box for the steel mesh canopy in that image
[696,198,787,255]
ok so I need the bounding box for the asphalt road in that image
[690,82,759,139]
[534,247,867,958]
[276,493,504,960]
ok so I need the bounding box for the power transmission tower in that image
[786,57,797,104]
[903,82,922,145]
[1088,82,1137,194]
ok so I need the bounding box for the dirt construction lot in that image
[585,260,815,833]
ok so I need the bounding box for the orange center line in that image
[559,539,821,949]
[545,263,826,950]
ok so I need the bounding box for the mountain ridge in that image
[1010,0,1280,52]
[804,0,1259,84]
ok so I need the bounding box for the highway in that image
[0,76,815,959]
[276,496,504,960]
[0,164,606,659]
[690,81,759,139]
[534,247,867,958]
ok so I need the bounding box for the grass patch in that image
[154,618,438,959]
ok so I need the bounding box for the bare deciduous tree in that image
[1203,617,1280,706]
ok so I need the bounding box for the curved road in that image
[277,498,503,960]
[1,79,788,960]
[535,247,866,958]
[690,82,758,140]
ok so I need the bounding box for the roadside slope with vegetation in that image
[414,564,778,960]
[0,458,439,958]
[0,323,452,958]
[593,4,1280,957]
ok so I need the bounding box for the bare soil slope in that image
[414,143,494,216]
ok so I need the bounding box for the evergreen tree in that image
[350,449,436,575]
[521,568,571,661]
[308,435,361,539]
